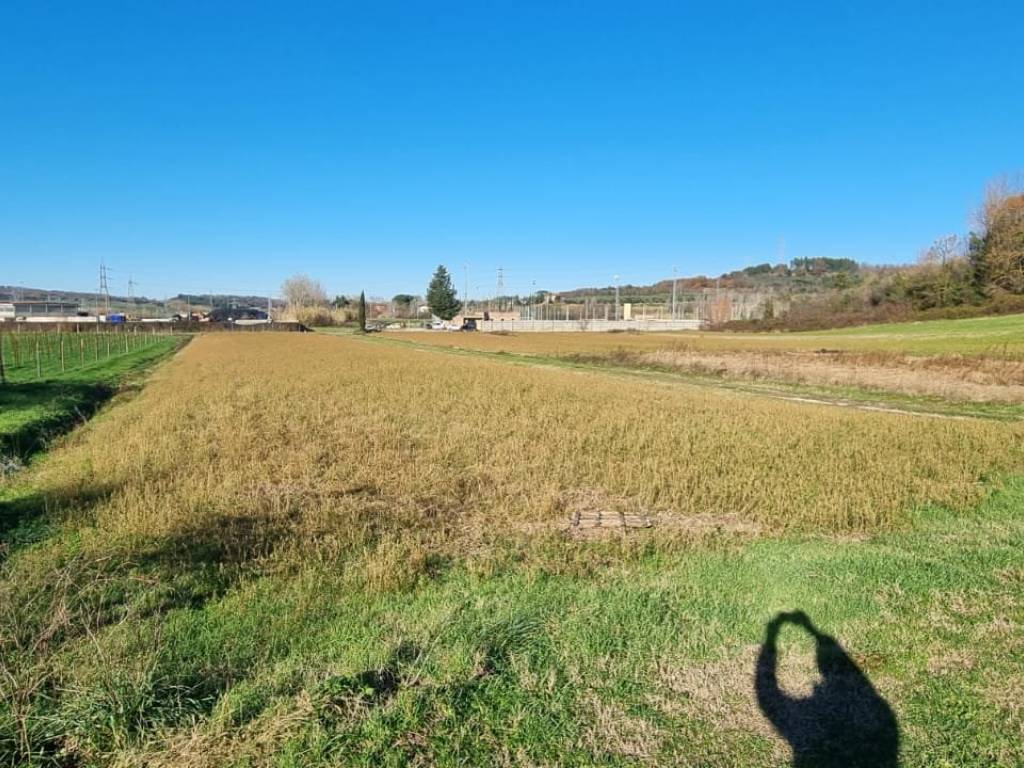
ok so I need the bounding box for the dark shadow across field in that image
[0,379,118,460]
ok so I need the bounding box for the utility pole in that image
[613,274,620,321]
[98,260,111,316]
[671,266,678,320]
[463,263,469,314]
[127,276,137,316]
[496,267,504,311]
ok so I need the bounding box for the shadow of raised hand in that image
[755,611,899,767]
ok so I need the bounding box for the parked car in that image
[430,320,446,330]
[460,319,478,331]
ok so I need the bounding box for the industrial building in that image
[0,300,82,320]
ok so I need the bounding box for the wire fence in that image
[0,327,180,384]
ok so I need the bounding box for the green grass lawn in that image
[2,474,1021,765]
[791,312,1024,356]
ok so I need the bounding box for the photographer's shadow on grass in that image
[755,611,899,767]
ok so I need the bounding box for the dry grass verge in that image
[638,347,1024,403]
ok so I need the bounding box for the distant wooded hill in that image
[555,257,867,303]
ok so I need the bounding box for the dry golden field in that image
[23,332,1024,557]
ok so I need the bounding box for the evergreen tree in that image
[426,265,462,320]
[357,291,367,332]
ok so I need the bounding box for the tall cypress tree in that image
[357,291,367,332]
[426,265,462,320]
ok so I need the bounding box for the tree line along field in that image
[1,331,1023,766]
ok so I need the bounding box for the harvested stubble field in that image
[394,313,1024,407]
[24,334,1024,537]
[2,332,1024,766]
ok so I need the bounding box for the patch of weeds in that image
[313,642,423,724]
[215,679,279,728]
[474,611,547,676]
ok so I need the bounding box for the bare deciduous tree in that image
[281,274,329,307]
[919,234,963,267]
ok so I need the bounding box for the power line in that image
[98,260,111,315]
[127,275,139,314]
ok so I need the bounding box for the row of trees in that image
[279,275,367,328]
[278,265,464,327]
[877,180,1024,312]
[755,179,1024,327]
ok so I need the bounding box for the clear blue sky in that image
[2,1,1022,300]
